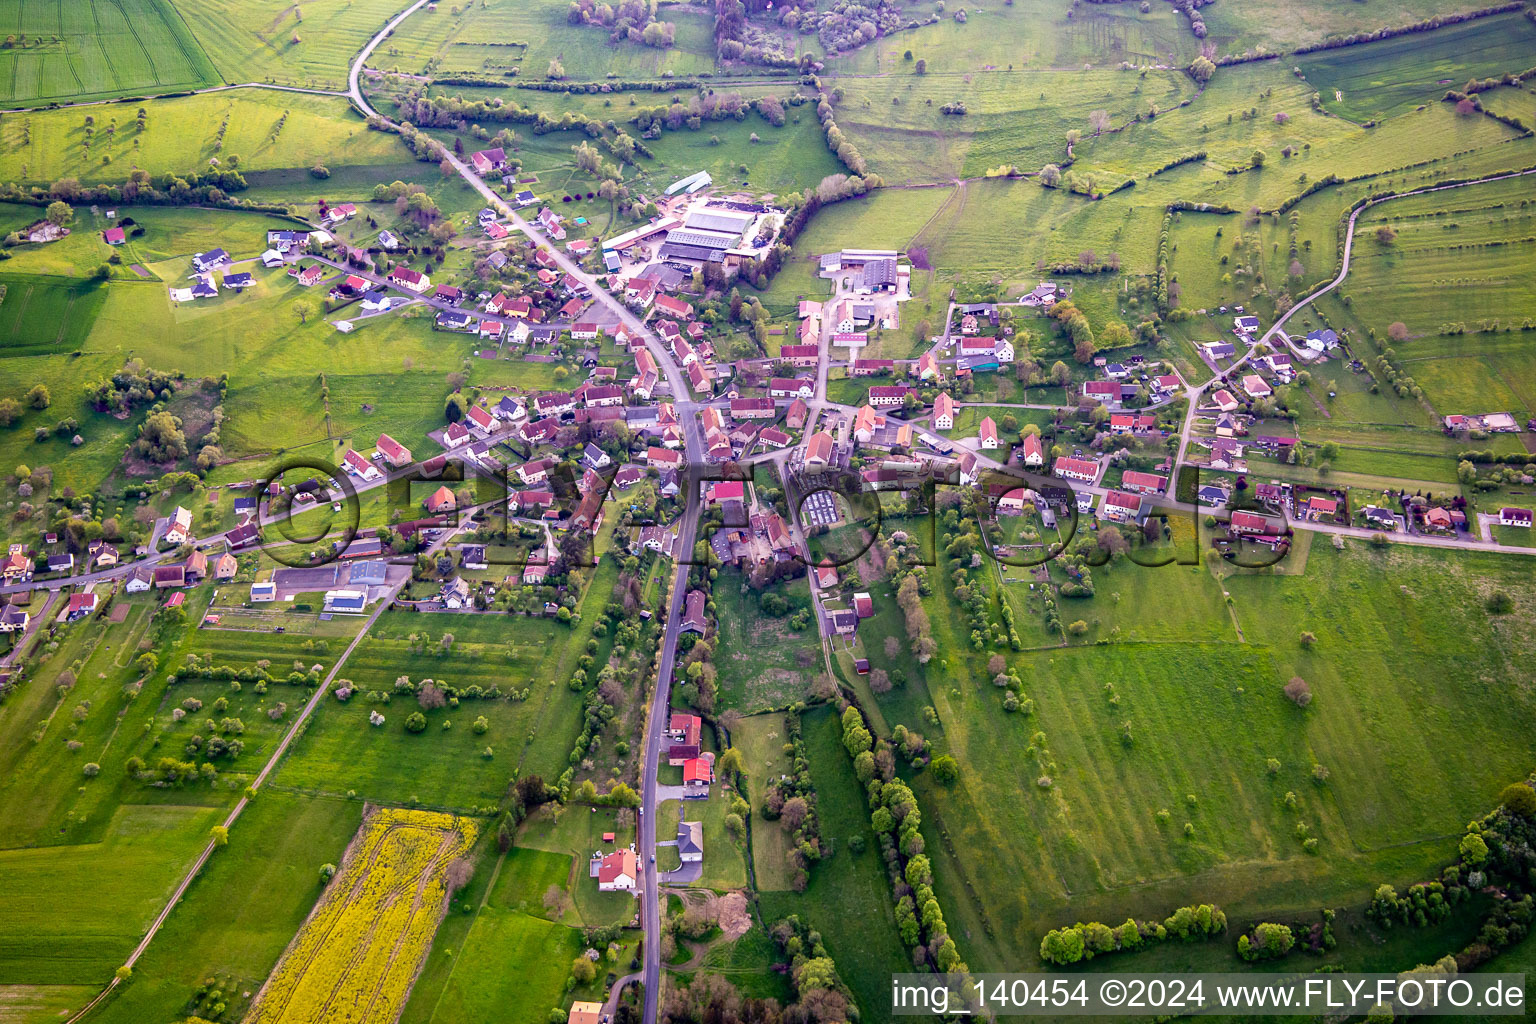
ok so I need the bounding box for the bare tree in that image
[543,883,571,918]
[1284,677,1312,707]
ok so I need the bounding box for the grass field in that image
[731,713,797,893]
[273,610,598,809]
[0,802,224,984]
[1198,0,1514,54]
[910,541,1536,972]
[174,0,407,91]
[381,0,719,82]
[0,0,220,105]
[1297,12,1536,123]
[245,807,477,1024]
[90,793,365,1024]
[757,705,911,1021]
[0,91,403,184]
[712,574,823,714]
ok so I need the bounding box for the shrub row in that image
[1040,904,1228,965]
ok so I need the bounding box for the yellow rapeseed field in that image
[244,807,478,1024]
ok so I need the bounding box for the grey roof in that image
[637,264,686,289]
[861,258,897,287]
[683,209,754,235]
[657,243,726,264]
[664,227,739,250]
[677,821,703,856]
[349,560,389,584]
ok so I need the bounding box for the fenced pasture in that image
[830,67,1194,183]
[1346,216,1536,334]
[826,0,1194,76]
[911,542,1536,972]
[244,807,477,1024]
[0,0,219,106]
[273,626,585,809]
[731,713,798,891]
[0,802,224,983]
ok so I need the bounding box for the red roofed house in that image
[853,592,874,618]
[647,446,682,469]
[1230,510,1283,536]
[443,420,471,448]
[806,430,835,468]
[786,398,809,430]
[1100,489,1143,523]
[1302,495,1338,521]
[1019,432,1044,467]
[932,392,955,430]
[979,415,998,449]
[466,404,496,435]
[778,344,819,368]
[680,590,707,635]
[768,377,814,400]
[1500,507,1533,527]
[654,294,693,319]
[682,757,713,796]
[66,593,99,621]
[389,266,431,293]
[1241,374,1272,399]
[102,226,126,245]
[1082,380,1121,403]
[376,434,412,468]
[1053,456,1099,483]
[1119,470,1166,495]
[470,147,507,175]
[596,848,637,891]
[1211,389,1240,413]
[731,398,775,420]
[868,385,912,408]
[425,486,457,514]
[1109,412,1157,434]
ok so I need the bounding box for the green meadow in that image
[909,541,1536,972]
[1297,12,1536,123]
[0,0,220,105]
[0,91,404,185]
[757,705,912,1021]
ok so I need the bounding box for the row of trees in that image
[1039,904,1228,965]
[841,703,968,974]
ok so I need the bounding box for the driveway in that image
[660,861,702,885]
